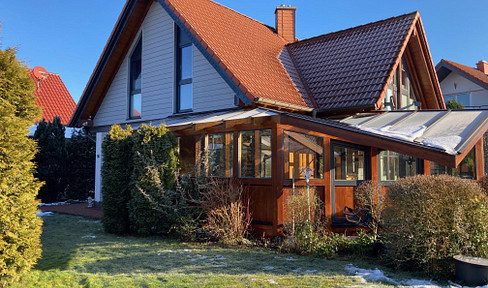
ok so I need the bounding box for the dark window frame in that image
[175,25,193,113]
[128,36,142,119]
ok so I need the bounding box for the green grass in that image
[14,214,434,287]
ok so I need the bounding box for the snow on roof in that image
[340,110,488,155]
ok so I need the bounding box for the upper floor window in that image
[444,93,471,108]
[129,38,142,119]
[384,57,418,111]
[176,26,192,112]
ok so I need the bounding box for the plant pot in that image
[454,255,488,286]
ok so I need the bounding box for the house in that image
[436,59,488,108]
[69,0,488,236]
[29,66,77,137]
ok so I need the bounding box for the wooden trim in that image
[323,137,332,230]
[281,115,456,167]
[423,160,430,175]
[274,125,284,235]
[476,138,484,180]
[371,147,378,182]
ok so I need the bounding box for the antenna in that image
[32,66,48,89]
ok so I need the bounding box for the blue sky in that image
[1,0,487,103]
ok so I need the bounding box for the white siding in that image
[93,1,236,128]
[440,72,488,108]
[193,47,236,111]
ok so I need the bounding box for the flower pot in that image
[454,255,488,286]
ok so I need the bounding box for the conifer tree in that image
[0,47,43,286]
[33,116,68,203]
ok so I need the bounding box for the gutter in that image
[254,97,314,113]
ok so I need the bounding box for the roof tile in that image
[29,70,77,125]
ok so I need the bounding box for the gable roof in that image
[160,0,311,109]
[436,59,488,90]
[69,0,443,127]
[29,68,76,125]
[286,13,417,112]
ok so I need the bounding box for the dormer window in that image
[384,57,419,111]
[176,26,193,113]
[129,38,142,119]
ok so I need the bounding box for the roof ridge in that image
[206,0,279,34]
[288,11,418,47]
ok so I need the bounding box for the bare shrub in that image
[354,181,384,238]
[196,178,251,245]
[383,174,488,276]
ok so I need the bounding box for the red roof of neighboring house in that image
[437,59,488,89]
[29,67,77,126]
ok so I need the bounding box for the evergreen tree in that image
[446,99,464,109]
[33,116,68,203]
[0,47,43,286]
[65,129,95,200]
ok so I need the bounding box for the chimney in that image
[275,5,296,43]
[476,60,488,75]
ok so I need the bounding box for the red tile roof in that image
[29,68,77,125]
[438,59,488,89]
[163,0,310,108]
[287,12,417,111]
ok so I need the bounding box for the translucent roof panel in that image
[358,112,411,128]
[339,110,488,155]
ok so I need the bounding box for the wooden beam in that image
[280,115,456,167]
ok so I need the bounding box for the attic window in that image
[176,26,193,113]
[384,57,418,111]
[129,38,142,119]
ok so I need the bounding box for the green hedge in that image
[128,124,178,236]
[101,125,134,234]
[0,48,43,286]
[382,174,488,276]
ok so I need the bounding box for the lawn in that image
[15,213,439,288]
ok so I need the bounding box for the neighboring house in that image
[436,59,488,108]
[69,0,488,236]
[29,66,77,137]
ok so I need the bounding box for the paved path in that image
[39,202,103,219]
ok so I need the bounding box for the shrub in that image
[128,124,179,236]
[196,178,251,245]
[354,181,384,238]
[0,47,43,286]
[382,174,488,276]
[101,125,134,234]
[64,129,95,200]
[33,116,68,203]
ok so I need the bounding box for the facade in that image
[436,59,488,108]
[70,0,488,236]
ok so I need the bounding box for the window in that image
[207,133,233,177]
[444,93,471,108]
[178,135,201,174]
[383,57,418,111]
[284,130,323,179]
[379,150,418,181]
[176,26,192,112]
[239,129,272,178]
[129,38,142,118]
[430,148,475,179]
[334,146,365,180]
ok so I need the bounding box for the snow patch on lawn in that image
[266,279,278,285]
[36,211,53,217]
[78,219,101,223]
[38,202,68,207]
[82,235,96,239]
[263,266,274,270]
[345,264,444,287]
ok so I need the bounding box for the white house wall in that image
[440,72,488,108]
[93,1,236,128]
